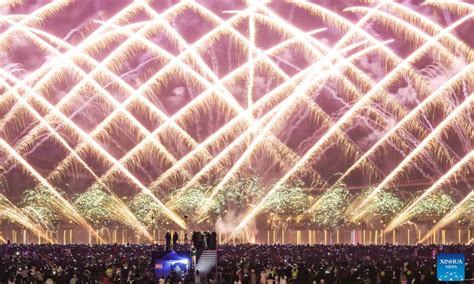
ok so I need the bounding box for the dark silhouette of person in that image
[204,231,210,249]
[165,232,171,251]
[210,232,217,249]
[173,231,179,248]
[198,232,204,250]
[192,231,198,248]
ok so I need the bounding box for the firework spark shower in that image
[0,0,473,242]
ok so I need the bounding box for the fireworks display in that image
[0,0,473,242]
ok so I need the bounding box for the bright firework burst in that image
[0,0,473,237]
[310,185,351,228]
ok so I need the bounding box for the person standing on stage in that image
[173,231,179,248]
[165,232,171,250]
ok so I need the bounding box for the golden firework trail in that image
[424,0,474,17]
[0,0,473,237]
[1,56,185,230]
[184,0,423,208]
[195,40,391,218]
[349,62,474,222]
[302,1,474,218]
[211,0,466,221]
[385,150,474,232]
[92,4,349,203]
[233,41,397,232]
[0,194,55,243]
[234,3,473,232]
[420,190,474,243]
[0,72,152,239]
[0,139,103,242]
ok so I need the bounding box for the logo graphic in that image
[437,253,465,282]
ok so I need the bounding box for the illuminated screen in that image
[152,250,191,280]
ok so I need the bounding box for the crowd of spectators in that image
[216,244,473,284]
[0,242,170,283]
[0,241,472,283]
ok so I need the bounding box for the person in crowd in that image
[204,232,210,249]
[165,232,171,251]
[195,269,201,284]
[192,231,209,251]
[191,246,197,268]
[192,231,199,250]
[173,232,179,248]
[259,269,267,284]
[69,274,79,284]
[210,232,217,250]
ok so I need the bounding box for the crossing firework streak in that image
[0,0,472,237]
